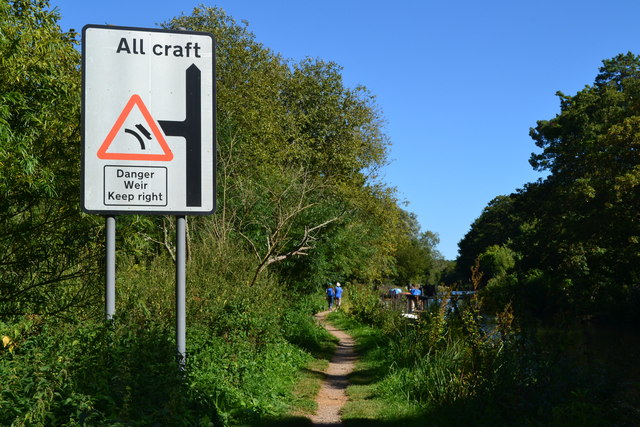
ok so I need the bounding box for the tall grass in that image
[0,315,192,426]
[379,339,471,407]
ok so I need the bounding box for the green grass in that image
[289,358,329,415]
[254,312,338,425]
[326,311,384,355]
[326,311,425,425]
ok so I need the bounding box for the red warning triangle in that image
[97,94,174,161]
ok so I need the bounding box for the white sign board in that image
[82,25,216,214]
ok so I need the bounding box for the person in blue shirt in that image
[335,282,343,309]
[326,284,335,311]
[409,284,422,312]
[389,287,402,298]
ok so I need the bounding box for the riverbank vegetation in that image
[337,283,640,426]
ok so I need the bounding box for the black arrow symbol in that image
[158,64,201,207]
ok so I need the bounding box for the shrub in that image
[187,325,311,425]
[346,283,403,334]
[0,315,193,426]
[378,338,473,407]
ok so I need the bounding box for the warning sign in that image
[82,25,216,215]
[98,95,173,161]
[104,165,167,206]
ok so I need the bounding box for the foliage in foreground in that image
[0,276,332,426]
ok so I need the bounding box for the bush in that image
[378,338,472,407]
[0,315,193,426]
[187,324,312,425]
[282,294,335,358]
[346,283,402,334]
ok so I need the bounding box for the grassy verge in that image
[327,311,425,426]
[256,311,339,426]
[289,358,329,415]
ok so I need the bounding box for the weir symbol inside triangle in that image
[97,95,174,161]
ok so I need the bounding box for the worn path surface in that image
[309,310,358,426]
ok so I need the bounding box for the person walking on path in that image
[326,284,336,311]
[335,282,343,309]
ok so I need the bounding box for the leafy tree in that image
[281,58,389,183]
[392,210,443,286]
[478,244,516,283]
[456,195,520,281]
[162,7,399,288]
[0,0,100,316]
[526,53,640,313]
[459,53,640,319]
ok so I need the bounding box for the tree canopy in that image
[0,2,436,317]
[457,52,640,320]
[0,0,100,316]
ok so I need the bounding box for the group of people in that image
[324,281,438,313]
[325,282,343,311]
[389,284,437,313]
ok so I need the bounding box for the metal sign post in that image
[82,25,216,365]
[176,216,186,367]
[105,216,116,320]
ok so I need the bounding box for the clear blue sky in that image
[51,0,640,260]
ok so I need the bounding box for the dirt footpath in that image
[309,311,358,426]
